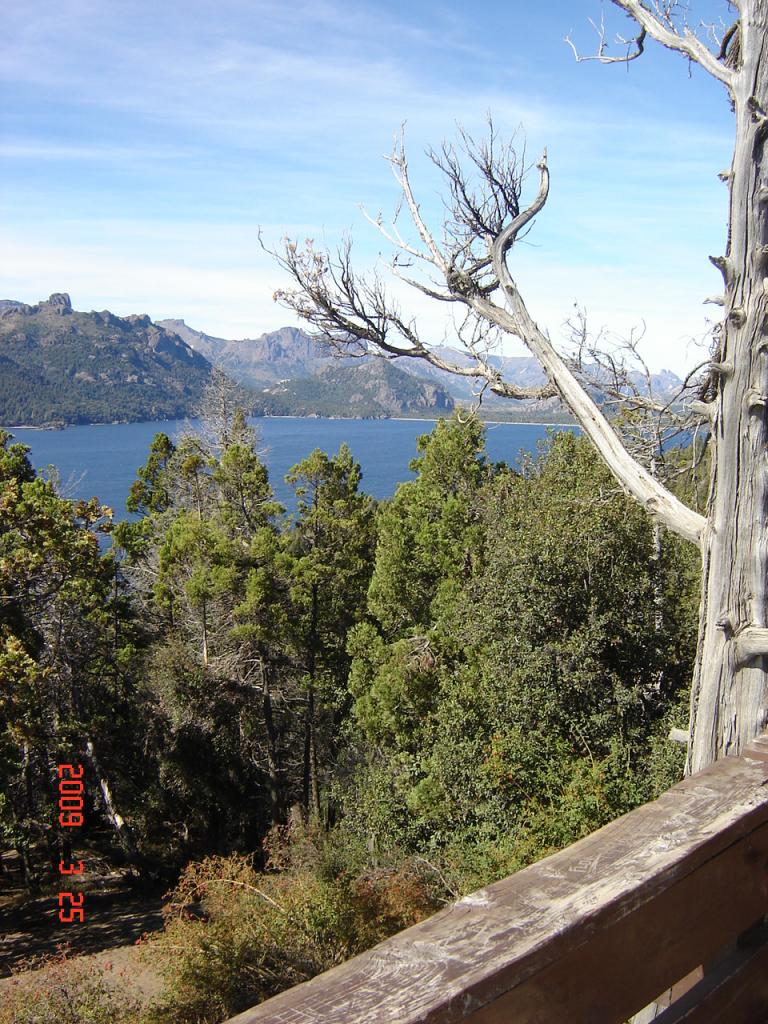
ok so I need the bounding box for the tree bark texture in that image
[688,4,768,773]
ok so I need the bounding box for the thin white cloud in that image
[0,234,287,337]
[0,141,188,162]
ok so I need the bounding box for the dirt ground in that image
[0,848,167,1000]
[0,942,165,1003]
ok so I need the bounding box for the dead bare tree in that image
[566,309,711,499]
[270,1,768,777]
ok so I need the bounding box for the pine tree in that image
[284,444,376,819]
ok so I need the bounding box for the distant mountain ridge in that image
[262,360,454,418]
[157,318,553,410]
[0,297,455,427]
[396,344,683,412]
[161,318,683,419]
[158,318,455,418]
[158,320,355,384]
[0,297,682,428]
[0,294,213,427]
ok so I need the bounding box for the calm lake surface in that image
[9,417,576,518]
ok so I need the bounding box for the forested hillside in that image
[0,400,700,1023]
[0,295,456,426]
[0,295,213,426]
[261,359,455,418]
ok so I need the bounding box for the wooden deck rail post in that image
[224,735,768,1024]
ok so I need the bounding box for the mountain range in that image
[157,319,573,421]
[160,318,683,419]
[0,295,684,428]
[159,319,456,417]
[0,296,455,426]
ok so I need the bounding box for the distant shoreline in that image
[5,413,577,431]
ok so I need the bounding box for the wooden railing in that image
[225,735,768,1024]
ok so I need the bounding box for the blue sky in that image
[1,0,736,372]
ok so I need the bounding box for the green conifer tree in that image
[284,444,376,820]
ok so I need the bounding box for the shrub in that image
[142,852,437,1024]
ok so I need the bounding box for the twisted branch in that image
[567,1,737,94]
[268,127,706,542]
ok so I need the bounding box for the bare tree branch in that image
[608,1,738,90]
[267,127,707,543]
[566,309,712,495]
[566,14,647,65]
[389,134,449,273]
[266,233,555,400]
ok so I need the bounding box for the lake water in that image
[8,417,576,518]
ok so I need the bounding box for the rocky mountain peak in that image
[40,293,72,314]
[0,299,32,318]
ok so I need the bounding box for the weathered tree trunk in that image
[688,6,768,774]
[260,660,282,825]
[83,739,139,860]
[648,466,666,698]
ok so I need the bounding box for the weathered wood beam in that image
[224,735,768,1024]
[653,922,768,1023]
